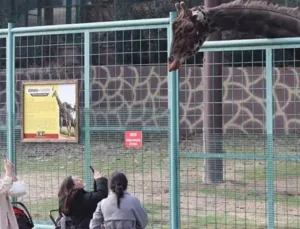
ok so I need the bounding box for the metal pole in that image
[202,0,223,184]
[167,11,181,229]
[66,0,72,24]
[84,31,92,190]
[266,48,274,229]
[6,22,16,168]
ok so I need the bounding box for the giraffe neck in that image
[54,93,62,107]
[205,0,300,38]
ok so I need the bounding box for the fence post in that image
[265,48,274,229]
[84,30,92,190]
[167,11,181,229]
[6,22,16,168]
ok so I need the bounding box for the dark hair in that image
[110,171,128,208]
[58,176,77,216]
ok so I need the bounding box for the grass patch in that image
[225,145,266,155]
[181,214,268,229]
[93,149,169,176]
[182,214,300,229]
[198,186,300,208]
[16,154,85,175]
[275,195,300,207]
[13,143,300,228]
[16,149,169,176]
[60,126,75,137]
[199,187,265,202]
[246,162,300,180]
[143,203,169,228]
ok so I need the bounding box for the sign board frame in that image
[21,80,79,143]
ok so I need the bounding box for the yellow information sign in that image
[21,80,79,143]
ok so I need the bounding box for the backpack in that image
[12,202,34,229]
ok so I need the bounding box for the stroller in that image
[11,202,35,229]
[49,209,74,229]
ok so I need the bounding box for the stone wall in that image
[0,65,299,136]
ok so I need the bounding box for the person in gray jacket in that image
[89,171,148,229]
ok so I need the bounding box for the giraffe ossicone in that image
[169,0,300,72]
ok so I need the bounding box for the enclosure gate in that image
[1,11,300,229]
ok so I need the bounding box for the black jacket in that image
[69,177,108,229]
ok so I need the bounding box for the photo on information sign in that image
[21,80,79,143]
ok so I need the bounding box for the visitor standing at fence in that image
[0,159,19,229]
[58,170,108,229]
[90,171,148,229]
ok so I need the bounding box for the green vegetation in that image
[12,135,300,228]
[246,162,300,180]
[60,126,76,137]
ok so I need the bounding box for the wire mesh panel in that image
[178,49,271,228]
[89,28,170,228]
[11,25,170,228]
[14,32,85,223]
[272,47,300,229]
[6,14,300,229]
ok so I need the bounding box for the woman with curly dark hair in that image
[90,171,148,229]
[58,170,108,229]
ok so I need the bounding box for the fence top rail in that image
[200,37,300,51]
[0,14,300,51]
[10,18,170,34]
[0,28,8,35]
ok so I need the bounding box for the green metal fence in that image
[1,11,300,229]
[179,38,300,229]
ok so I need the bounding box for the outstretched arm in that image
[82,177,108,217]
[83,177,108,204]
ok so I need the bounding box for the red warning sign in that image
[125,131,142,148]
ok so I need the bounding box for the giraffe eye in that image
[185,24,194,33]
[186,27,193,32]
[168,56,174,63]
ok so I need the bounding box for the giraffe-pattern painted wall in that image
[0,65,299,135]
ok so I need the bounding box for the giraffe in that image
[64,103,77,130]
[52,90,75,137]
[70,105,77,129]
[168,0,300,71]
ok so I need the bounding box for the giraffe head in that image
[168,2,209,72]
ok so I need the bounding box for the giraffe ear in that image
[180,1,186,9]
[175,2,180,13]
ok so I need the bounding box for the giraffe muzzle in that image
[168,59,181,72]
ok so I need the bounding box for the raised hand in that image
[4,159,13,177]
[93,171,102,180]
